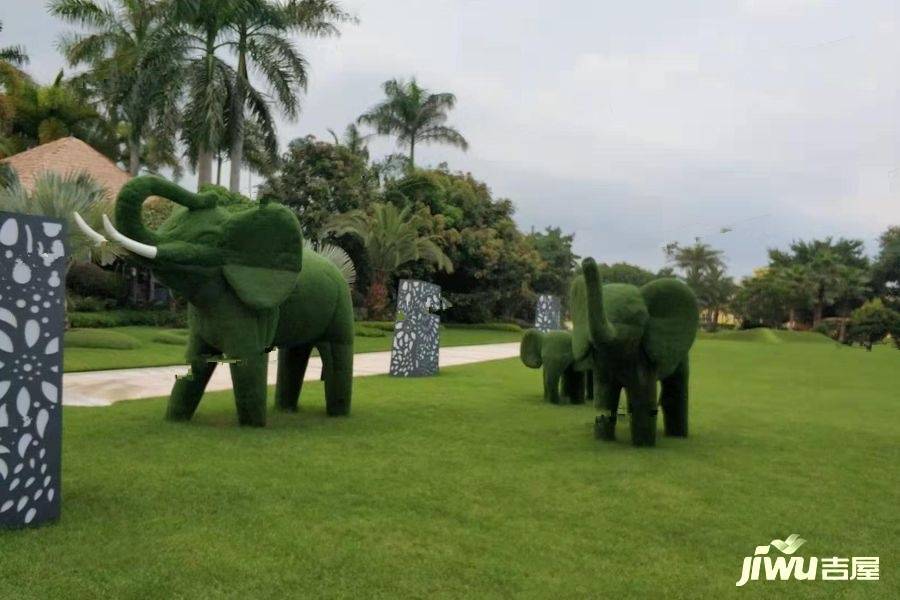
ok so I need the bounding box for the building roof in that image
[1,137,131,200]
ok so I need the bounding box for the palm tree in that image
[0,170,112,266]
[223,0,351,193]
[665,239,725,289]
[328,123,371,159]
[326,202,453,318]
[0,20,28,67]
[0,20,30,157]
[51,0,182,176]
[8,72,113,152]
[357,78,468,167]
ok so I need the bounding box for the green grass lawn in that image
[3,338,897,598]
[63,325,523,372]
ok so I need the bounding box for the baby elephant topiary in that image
[520,329,593,404]
[571,258,699,446]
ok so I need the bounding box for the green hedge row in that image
[69,309,187,329]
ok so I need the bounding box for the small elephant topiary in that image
[76,176,355,426]
[520,329,593,404]
[571,258,699,446]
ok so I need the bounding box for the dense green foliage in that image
[846,299,899,350]
[4,339,897,598]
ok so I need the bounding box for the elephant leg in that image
[229,353,269,427]
[563,367,585,404]
[626,368,659,447]
[318,341,353,416]
[660,358,689,437]
[543,366,562,404]
[594,373,622,441]
[584,371,594,401]
[274,345,313,412]
[167,357,217,422]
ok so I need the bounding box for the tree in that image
[595,262,663,287]
[0,19,30,157]
[528,226,578,300]
[260,135,379,240]
[326,202,453,318]
[768,238,869,328]
[222,0,351,192]
[328,123,371,160]
[732,269,792,328]
[664,239,732,327]
[846,299,900,351]
[383,168,542,323]
[6,72,115,156]
[51,0,182,175]
[872,226,900,310]
[357,78,468,167]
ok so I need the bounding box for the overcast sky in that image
[3,0,898,275]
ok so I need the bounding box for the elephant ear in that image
[640,278,699,378]
[520,329,545,368]
[221,203,303,310]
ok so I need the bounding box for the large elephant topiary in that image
[571,258,698,446]
[75,176,354,426]
[520,329,592,404]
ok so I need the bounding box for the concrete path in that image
[63,342,520,407]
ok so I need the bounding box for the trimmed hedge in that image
[153,331,189,345]
[64,329,142,350]
[70,309,187,329]
[444,322,523,332]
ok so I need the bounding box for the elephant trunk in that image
[582,258,617,343]
[115,175,217,245]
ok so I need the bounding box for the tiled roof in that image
[1,137,131,199]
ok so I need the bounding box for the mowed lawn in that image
[62,325,523,372]
[3,337,897,598]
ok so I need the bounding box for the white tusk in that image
[102,214,158,259]
[73,212,107,246]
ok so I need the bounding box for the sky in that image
[2,0,898,276]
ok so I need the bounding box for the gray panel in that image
[534,294,561,331]
[0,212,65,528]
[390,279,441,377]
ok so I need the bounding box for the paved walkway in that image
[63,342,520,407]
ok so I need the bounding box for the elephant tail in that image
[520,329,544,368]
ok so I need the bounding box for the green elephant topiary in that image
[520,329,593,404]
[571,258,699,446]
[76,176,354,426]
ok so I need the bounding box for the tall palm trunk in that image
[408,137,415,169]
[197,149,214,188]
[128,135,141,176]
[366,270,390,320]
[228,32,248,193]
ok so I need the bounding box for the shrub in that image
[64,329,142,350]
[357,321,395,332]
[69,309,187,329]
[68,294,116,312]
[444,322,523,332]
[847,299,900,350]
[355,325,388,338]
[152,331,189,345]
[67,262,125,300]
